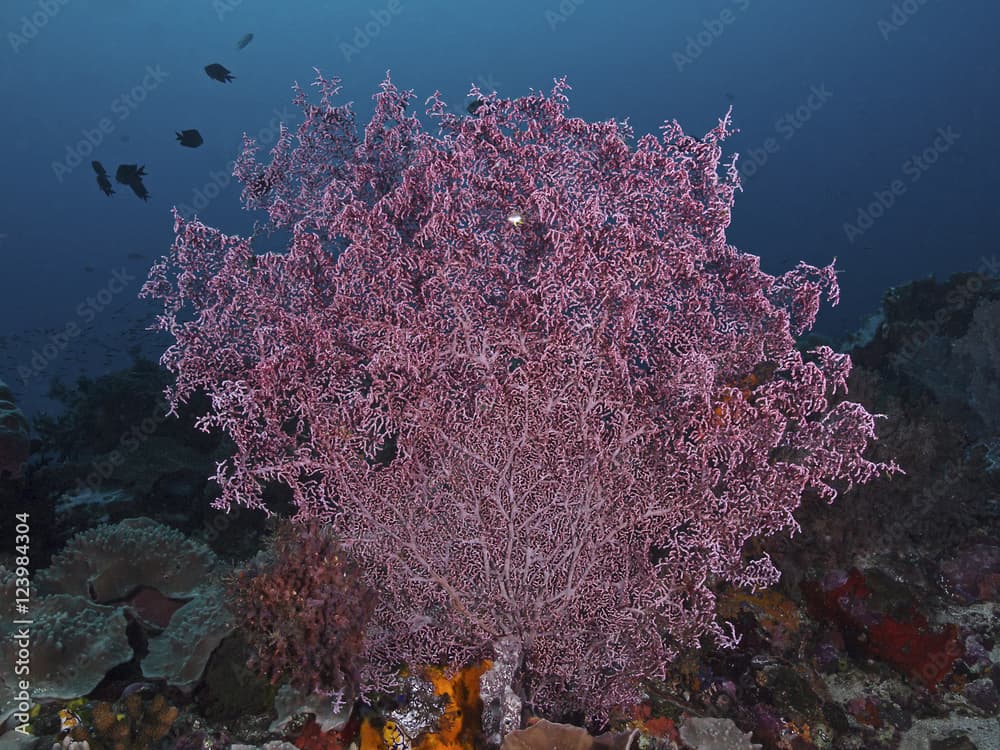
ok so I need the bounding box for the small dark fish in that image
[91,160,114,196]
[120,681,156,699]
[128,180,150,201]
[126,252,145,260]
[115,164,150,201]
[176,129,204,148]
[236,33,254,50]
[204,63,235,83]
[466,98,484,115]
[115,163,146,182]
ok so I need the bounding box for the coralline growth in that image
[143,72,894,717]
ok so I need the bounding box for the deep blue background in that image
[1,0,996,415]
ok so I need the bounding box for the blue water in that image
[1,0,996,415]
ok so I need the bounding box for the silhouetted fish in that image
[467,98,484,115]
[115,164,150,201]
[236,33,254,50]
[115,164,145,181]
[91,160,114,196]
[176,129,204,148]
[204,63,235,83]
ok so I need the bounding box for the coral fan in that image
[144,73,894,718]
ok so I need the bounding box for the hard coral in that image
[36,517,217,602]
[33,518,234,691]
[0,593,131,700]
[229,520,375,695]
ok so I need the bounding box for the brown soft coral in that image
[88,693,178,750]
[229,520,375,695]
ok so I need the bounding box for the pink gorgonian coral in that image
[142,72,895,718]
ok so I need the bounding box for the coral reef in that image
[0,376,30,480]
[47,692,178,750]
[27,358,252,558]
[0,593,132,701]
[802,568,962,689]
[678,717,761,750]
[89,692,178,750]
[144,71,893,719]
[228,520,374,697]
[2,85,993,750]
[20,518,234,696]
[36,517,218,602]
[499,720,637,750]
[953,298,1000,439]
[414,664,488,750]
